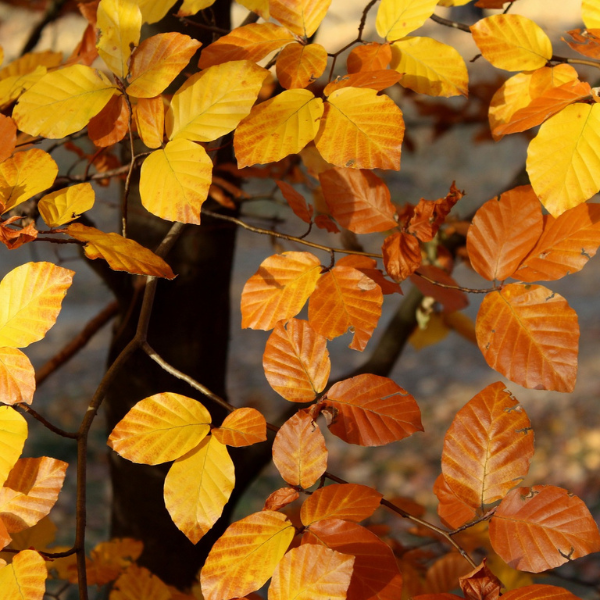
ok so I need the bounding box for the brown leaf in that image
[433,474,477,529]
[276,181,313,224]
[263,487,300,511]
[563,28,600,60]
[0,216,38,250]
[382,231,422,282]
[336,255,402,295]
[0,115,17,164]
[459,560,502,600]
[347,43,392,73]
[88,93,130,147]
[410,265,468,313]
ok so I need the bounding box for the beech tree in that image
[1,0,600,599]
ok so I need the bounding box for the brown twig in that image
[119,86,136,237]
[14,404,78,439]
[551,54,600,70]
[430,13,471,33]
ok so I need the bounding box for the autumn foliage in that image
[1,0,600,598]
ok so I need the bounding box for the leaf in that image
[347,43,391,73]
[409,312,449,351]
[410,265,468,313]
[433,473,477,529]
[66,223,176,279]
[315,87,404,170]
[324,70,402,96]
[391,37,468,97]
[241,251,322,331]
[269,545,354,600]
[563,28,600,60]
[470,14,552,71]
[424,551,473,594]
[236,0,270,19]
[272,410,328,489]
[0,348,35,406]
[198,23,294,69]
[336,255,402,295]
[319,168,397,233]
[200,511,295,600]
[527,103,600,217]
[127,33,201,98]
[459,560,502,600]
[212,407,267,446]
[382,231,422,282]
[466,185,543,281]
[177,0,217,16]
[501,585,582,600]
[234,90,324,168]
[300,483,383,526]
[0,66,47,110]
[0,457,68,533]
[13,65,117,139]
[276,43,328,90]
[38,183,95,228]
[276,181,313,223]
[476,283,578,392]
[0,550,46,600]
[110,564,171,600]
[583,0,600,28]
[164,436,235,543]
[513,204,600,282]
[0,149,58,214]
[139,138,213,224]
[489,485,600,572]
[0,50,62,80]
[264,487,300,511]
[323,374,423,446]
[0,115,16,164]
[270,0,331,37]
[88,92,130,147]
[134,95,164,148]
[0,217,37,251]
[302,519,403,600]
[97,0,142,78]
[108,392,212,465]
[308,266,383,351]
[134,0,178,24]
[376,0,438,41]
[0,407,27,488]
[263,319,330,402]
[0,262,74,349]
[441,382,534,509]
[166,60,268,142]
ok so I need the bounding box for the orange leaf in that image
[413,596,461,600]
[276,181,313,224]
[476,283,578,392]
[319,168,397,233]
[272,410,328,489]
[270,0,331,37]
[198,23,295,69]
[127,32,201,98]
[201,511,295,600]
[134,96,164,149]
[324,70,402,95]
[314,214,340,233]
[264,487,300,511]
[88,93,130,147]
[324,374,422,446]
[347,43,391,73]
[0,348,35,406]
[308,266,383,351]
[424,552,473,594]
[241,251,322,331]
[212,407,267,446]
[0,115,16,164]
[302,518,403,600]
[276,43,328,90]
[315,87,404,170]
[382,231,422,282]
[513,203,600,282]
[110,564,171,600]
[489,485,600,572]
[263,318,330,402]
[466,185,543,282]
[336,255,402,295]
[410,265,468,313]
[433,474,478,529]
[502,585,582,600]
[85,538,143,586]
[563,28,600,60]
[459,560,502,600]
[269,544,355,600]
[0,217,38,250]
[300,483,383,526]
[0,549,47,599]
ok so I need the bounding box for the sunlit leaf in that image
[424,552,473,595]
[127,33,201,98]
[376,0,438,41]
[0,262,74,349]
[234,90,324,168]
[0,50,61,80]
[276,181,313,224]
[336,255,402,295]
[272,410,328,489]
[0,407,27,488]
[0,217,37,251]
[382,231,422,283]
[263,318,330,402]
[476,283,578,392]
[133,0,178,24]
[324,374,422,446]
[13,65,117,139]
[110,564,171,600]
[201,511,295,600]
[563,28,600,60]
[108,392,211,465]
[270,0,331,37]
[489,485,600,572]
[583,0,600,29]
[458,560,502,600]
[3,516,57,555]
[164,436,235,543]
[315,87,404,170]
[134,95,164,148]
[0,115,16,164]
[0,348,35,406]
[347,43,391,73]
[502,585,582,600]
[324,70,402,95]
[0,550,46,600]
[241,251,322,331]
[0,66,47,109]
[177,0,217,16]
[276,43,327,90]
[269,545,354,600]
[38,183,95,228]
[88,92,130,147]
[410,265,468,313]
[433,473,477,529]
[139,138,213,224]
[236,0,270,19]
[66,224,176,279]
[212,407,267,447]
[264,487,300,511]
[409,312,449,351]
[300,483,382,526]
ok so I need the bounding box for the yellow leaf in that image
[134,96,164,148]
[0,262,74,349]
[583,0,600,29]
[0,66,47,109]
[409,312,449,350]
[0,407,27,488]
[270,0,331,37]
[38,183,95,228]
[201,511,295,600]
[437,0,472,4]
[0,50,61,80]
[108,392,212,465]
[391,37,468,97]
[236,0,270,19]
[13,65,117,139]
[127,33,201,98]
[177,0,217,16]
[0,149,57,214]
[527,103,600,216]
[133,0,177,23]
[470,14,552,71]
[97,0,142,78]
[234,90,324,168]
[0,348,35,406]
[276,43,328,90]
[0,550,46,600]
[111,564,171,600]
[376,0,438,41]
[164,436,235,543]
[212,407,267,446]
[66,223,176,279]
[315,87,404,170]
[139,139,213,224]
[2,517,57,556]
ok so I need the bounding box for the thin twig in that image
[551,54,600,70]
[20,0,70,55]
[120,87,136,237]
[430,13,471,33]
[14,404,78,439]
